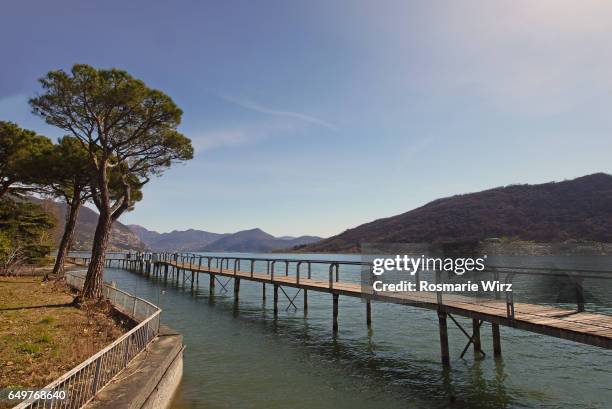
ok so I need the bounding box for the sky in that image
[2,1,612,237]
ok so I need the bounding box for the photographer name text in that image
[370,255,512,293]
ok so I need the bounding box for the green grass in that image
[40,316,55,325]
[17,342,41,354]
[0,276,129,391]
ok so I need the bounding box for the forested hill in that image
[36,199,146,251]
[298,173,612,253]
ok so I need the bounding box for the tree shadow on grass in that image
[0,302,74,311]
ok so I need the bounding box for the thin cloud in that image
[192,120,299,153]
[221,95,338,131]
[193,129,254,151]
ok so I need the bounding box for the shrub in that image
[18,342,41,354]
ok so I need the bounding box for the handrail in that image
[68,251,612,282]
[486,265,612,279]
[69,251,612,277]
[155,253,612,320]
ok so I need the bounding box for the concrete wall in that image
[87,327,184,409]
[141,338,184,409]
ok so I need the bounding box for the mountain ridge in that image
[297,173,612,253]
[127,224,227,251]
[128,225,322,252]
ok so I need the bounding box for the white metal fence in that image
[14,270,162,409]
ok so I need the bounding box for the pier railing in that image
[155,252,612,318]
[158,252,370,283]
[14,270,162,409]
[68,251,612,322]
[59,250,612,367]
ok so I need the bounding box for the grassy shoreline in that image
[0,274,130,406]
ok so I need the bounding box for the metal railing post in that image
[297,261,302,284]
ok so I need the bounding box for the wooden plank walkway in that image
[68,254,612,366]
[156,259,612,352]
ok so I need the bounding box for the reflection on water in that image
[100,252,612,409]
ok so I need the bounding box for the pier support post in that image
[274,284,279,316]
[438,311,450,367]
[472,319,482,354]
[262,283,266,301]
[234,278,241,301]
[303,289,308,314]
[210,274,215,296]
[332,293,339,333]
[492,324,502,358]
[366,300,372,328]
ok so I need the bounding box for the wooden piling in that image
[209,274,215,296]
[262,283,266,301]
[333,293,339,333]
[234,277,241,300]
[492,323,502,358]
[303,289,308,313]
[438,311,450,367]
[473,319,482,354]
[366,300,372,328]
[274,284,279,316]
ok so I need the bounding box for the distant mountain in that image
[200,228,322,252]
[284,235,323,247]
[36,200,146,251]
[126,224,162,244]
[128,225,322,252]
[199,228,275,252]
[298,173,612,253]
[127,225,227,251]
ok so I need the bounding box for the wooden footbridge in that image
[68,252,612,367]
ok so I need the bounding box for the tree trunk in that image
[0,181,11,199]
[82,208,112,299]
[52,199,81,276]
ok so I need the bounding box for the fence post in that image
[91,358,102,394]
[124,336,131,366]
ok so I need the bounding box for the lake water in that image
[100,252,612,408]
